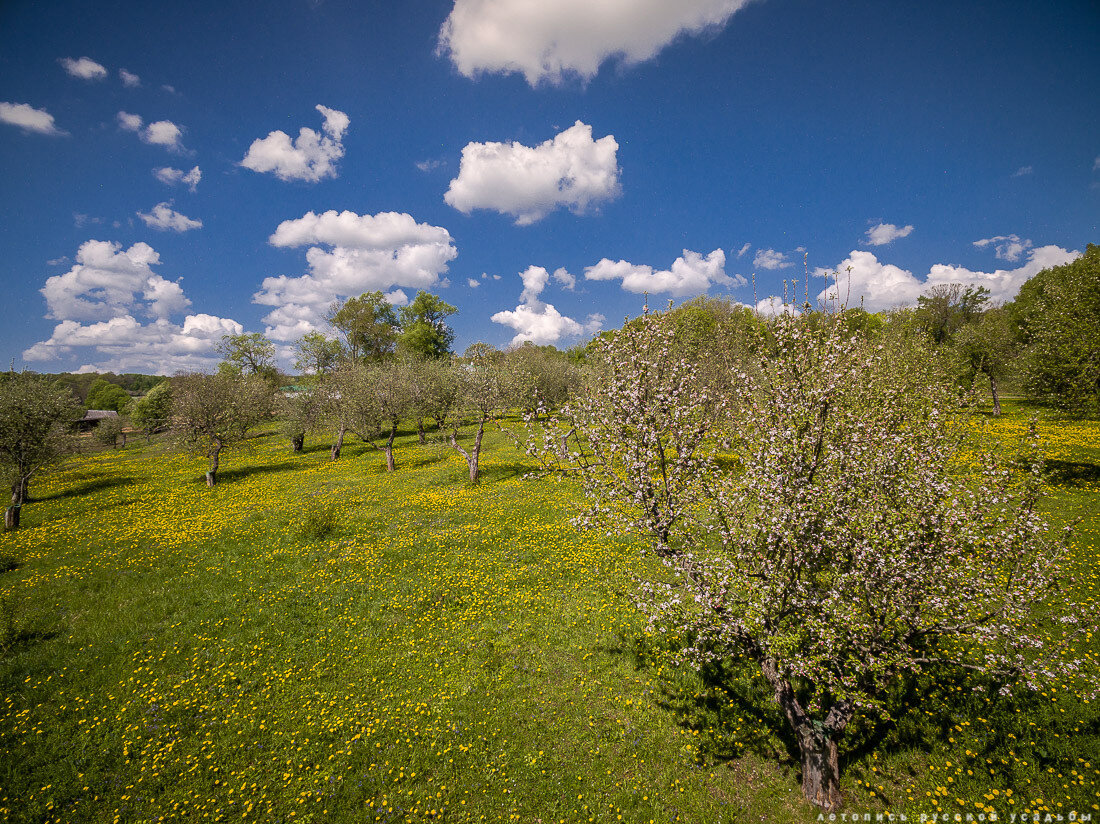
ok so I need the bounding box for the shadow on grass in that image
[197,460,299,485]
[38,474,137,502]
[474,462,533,484]
[1044,459,1100,488]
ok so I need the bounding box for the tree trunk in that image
[449,415,486,483]
[206,444,221,487]
[3,504,19,530]
[384,422,397,471]
[331,426,346,461]
[758,657,851,811]
[291,433,305,453]
[417,418,426,445]
[989,373,1001,417]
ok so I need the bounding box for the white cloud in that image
[118,111,186,152]
[439,0,752,85]
[973,234,1032,262]
[60,56,107,80]
[585,248,738,296]
[816,245,1080,311]
[40,239,192,322]
[416,158,445,172]
[154,165,201,191]
[552,267,576,290]
[0,102,66,136]
[253,210,457,340]
[864,222,914,246]
[491,263,602,345]
[241,105,349,182]
[119,69,141,87]
[23,314,242,374]
[25,240,242,373]
[467,278,480,288]
[736,242,751,258]
[137,202,203,232]
[445,121,621,225]
[1093,156,1100,172]
[753,296,801,317]
[1012,165,1033,177]
[752,248,793,270]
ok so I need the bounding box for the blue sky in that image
[1,0,1097,374]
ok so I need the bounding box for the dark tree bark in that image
[450,416,486,483]
[989,373,1001,417]
[3,504,19,530]
[759,657,852,811]
[417,418,426,445]
[383,420,398,471]
[291,433,305,453]
[330,426,346,461]
[206,442,221,487]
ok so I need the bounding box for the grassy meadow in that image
[1,404,1098,823]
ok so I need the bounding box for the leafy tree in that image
[85,378,131,412]
[293,331,345,377]
[278,388,323,453]
[448,346,506,483]
[328,292,398,362]
[0,373,80,529]
[170,373,273,487]
[952,305,1016,415]
[92,414,127,449]
[528,309,1089,810]
[405,357,459,443]
[129,382,172,435]
[1013,243,1100,416]
[501,343,578,418]
[216,332,281,388]
[397,291,457,360]
[915,283,989,344]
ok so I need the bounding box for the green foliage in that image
[128,382,172,433]
[92,415,127,449]
[397,290,457,360]
[0,372,81,508]
[328,291,398,362]
[215,332,281,388]
[916,283,990,344]
[292,330,344,377]
[294,496,341,541]
[1014,243,1100,416]
[84,379,131,412]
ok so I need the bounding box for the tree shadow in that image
[1043,459,1100,488]
[197,461,299,485]
[37,475,136,501]
[474,462,533,484]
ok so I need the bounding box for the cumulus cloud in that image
[753,296,801,317]
[445,121,620,225]
[253,210,457,340]
[118,111,186,152]
[585,248,738,296]
[439,0,752,85]
[154,165,201,191]
[119,69,141,87]
[973,234,1032,263]
[40,239,192,322]
[735,242,751,258]
[864,222,914,247]
[467,278,480,288]
[241,105,349,182]
[25,240,242,373]
[60,56,107,80]
[752,248,793,270]
[816,245,1080,311]
[490,264,602,345]
[0,102,66,136]
[137,202,203,232]
[23,314,242,374]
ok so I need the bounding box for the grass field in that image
[1,403,1098,823]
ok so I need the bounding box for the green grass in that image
[1,406,1097,823]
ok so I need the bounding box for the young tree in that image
[170,373,273,487]
[501,343,579,418]
[952,305,1016,415]
[0,373,81,529]
[92,414,127,449]
[397,290,457,360]
[278,387,323,453]
[448,346,506,483]
[915,283,989,344]
[406,357,459,443]
[129,381,172,436]
[328,292,399,362]
[293,331,345,377]
[216,332,281,388]
[530,309,1090,810]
